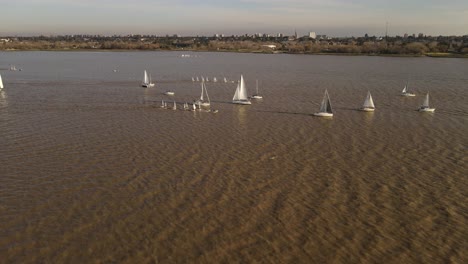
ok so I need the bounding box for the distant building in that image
[404,33,408,39]
[277,33,283,38]
[418,33,424,38]
[308,32,317,39]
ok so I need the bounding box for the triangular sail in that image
[0,74,3,89]
[319,90,333,113]
[239,75,248,100]
[200,82,204,101]
[422,93,430,107]
[233,83,240,101]
[363,91,375,108]
[143,70,149,84]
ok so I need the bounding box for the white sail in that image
[173,101,177,110]
[239,75,248,100]
[224,77,227,83]
[319,90,333,114]
[192,77,195,82]
[143,70,149,84]
[213,77,217,82]
[422,93,430,108]
[196,77,199,82]
[232,75,251,104]
[200,82,204,101]
[402,85,407,93]
[363,91,375,108]
[0,74,3,89]
[233,83,240,101]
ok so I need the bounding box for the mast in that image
[256,79,259,94]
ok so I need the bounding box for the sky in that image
[0,0,467,37]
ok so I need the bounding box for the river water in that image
[0,51,467,263]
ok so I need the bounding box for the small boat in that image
[232,75,251,105]
[192,77,195,82]
[192,103,197,111]
[250,79,263,99]
[161,100,165,108]
[359,91,375,112]
[141,70,155,88]
[9,65,17,71]
[195,82,210,107]
[164,91,175,96]
[206,77,210,82]
[172,101,177,110]
[201,76,205,82]
[223,77,228,83]
[401,82,415,96]
[418,93,435,112]
[0,74,4,89]
[196,77,199,82]
[213,77,217,82]
[183,102,189,110]
[314,89,333,117]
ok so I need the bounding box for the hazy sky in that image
[1,0,467,36]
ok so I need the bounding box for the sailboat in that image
[161,100,165,108]
[195,81,210,107]
[196,77,199,82]
[401,81,415,96]
[418,92,435,112]
[313,89,333,117]
[141,70,155,88]
[0,74,4,89]
[359,91,375,112]
[9,65,17,71]
[232,75,251,105]
[213,77,217,82]
[223,77,228,83]
[172,101,177,110]
[192,77,195,82]
[251,79,263,99]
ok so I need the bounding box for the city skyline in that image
[1,0,467,37]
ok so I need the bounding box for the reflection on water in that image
[0,52,467,263]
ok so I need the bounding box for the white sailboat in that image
[251,79,263,99]
[172,101,177,110]
[401,81,415,96]
[192,77,195,82]
[359,91,375,112]
[314,89,333,117]
[196,76,199,82]
[141,70,155,88]
[0,74,4,89]
[418,93,435,112]
[223,77,228,83]
[232,75,251,105]
[195,81,211,107]
[213,77,217,82]
[9,65,17,71]
[164,91,175,96]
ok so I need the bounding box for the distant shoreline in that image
[2,48,467,58]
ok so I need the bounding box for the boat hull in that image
[164,91,175,95]
[142,83,155,88]
[313,112,333,117]
[359,107,375,112]
[401,93,416,97]
[419,108,435,112]
[232,100,251,105]
[251,95,263,99]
